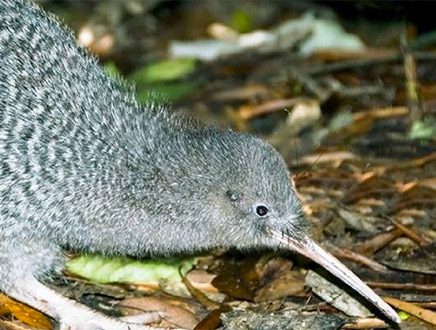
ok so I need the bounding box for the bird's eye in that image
[255,204,269,217]
[226,190,241,202]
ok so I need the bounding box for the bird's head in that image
[167,129,399,324]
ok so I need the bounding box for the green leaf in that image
[409,117,436,140]
[129,58,197,85]
[231,9,253,33]
[328,111,354,131]
[136,81,198,103]
[66,255,196,284]
[398,311,410,321]
[103,61,122,79]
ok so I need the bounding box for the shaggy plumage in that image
[0,1,399,328]
[0,1,304,328]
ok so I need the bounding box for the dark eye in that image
[226,190,241,202]
[255,205,269,217]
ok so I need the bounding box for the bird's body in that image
[0,0,296,260]
[0,1,399,329]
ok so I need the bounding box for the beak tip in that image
[390,311,401,324]
[270,230,402,324]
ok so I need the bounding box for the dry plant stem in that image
[367,282,436,292]
[0,320,35,330]
[328,246,389,273]
[401,36,422,122]
[333,84,390,99]
[307,51,436,75]
[313,48,396,61]
[389,218,431,247]
[418,302,436,310]
[386,153,436,171]
[308,54,400,75]
[237,98,300,120]
[352,106,409,121]
[383,296,436,326]
[356,230,402,256]
[211,84,269,102]
[394,198,436,212]
[342,317,388,329]
[343,188,396,204]
[286,67,330,101]
[356,218,431,256]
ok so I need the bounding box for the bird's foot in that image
[57,309,164,330]
[7,277,183,330]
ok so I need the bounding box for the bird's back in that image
[0,0,150,238]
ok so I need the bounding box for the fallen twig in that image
[355,230,402,255]
[328,245,389,273]
[367,282,436,292]
[389,218,432,247]
[342,317,388,329]
[383,296,436,326]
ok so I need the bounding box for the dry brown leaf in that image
[194,306,231,330]
[254,258,305,302]
[119,296,199,330]
[181,270,220,310]
[0,294,52,330]
[185,270,218,293]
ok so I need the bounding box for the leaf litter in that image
[5,1,436,329]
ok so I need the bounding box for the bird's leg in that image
[7,277,175,330]
[119,312,163,324]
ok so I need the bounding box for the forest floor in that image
[1,1,435,330]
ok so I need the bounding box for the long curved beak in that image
[269,229,400,323]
